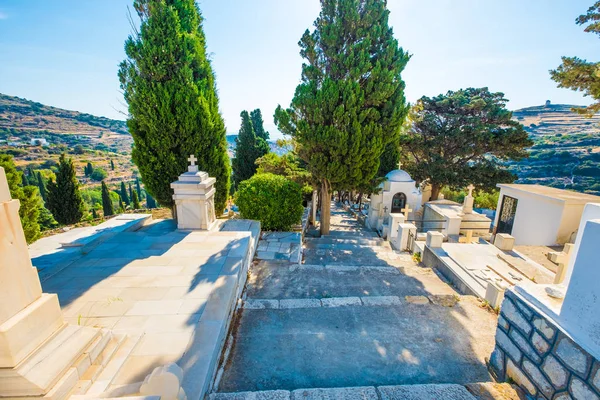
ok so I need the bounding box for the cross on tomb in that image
[401,205,412,219]
[383,206,388,214]
[466,184,475,197]
[398,161,403,170]
[188,155,197,166]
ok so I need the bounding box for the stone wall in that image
[489,290,600,399]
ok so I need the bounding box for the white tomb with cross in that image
[170,155,217,230]
[368,166,422,231]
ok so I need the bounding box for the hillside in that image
[509,103,600,195]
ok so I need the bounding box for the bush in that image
[90,168,107,181]
[235,173,303,231]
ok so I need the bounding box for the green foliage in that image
[90,167,107,181]
[46,154,84,225]
[73,144,85,155]
[110,159,115,170]
[235,173,304,231]
[84,162,94,177]
[400,88,533,199]
[38,206,58,230]
[475,190,500,210]
[274,0,410,233]
[232,110,270,185]
[0,155,43,243]
[256,152,313,200]
[119,0,231,213]
[120,181,130,205]
[135,177,142,198]
[146,192,157,209]
[101,181,114,217]
[36,171,46,201]
[551,2,600,115]
[250,109,269,140]
[132,189,141,209]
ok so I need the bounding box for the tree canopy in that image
[119,0,231,213]
[250,109,269,141]
[46,154,85,225]
[274,0,410,234]
[551,1,600,115]
[232,110,269,185]
[399,88,532,200]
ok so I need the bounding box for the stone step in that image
[0,324,103,398]
[82,333,144,396]
[322,230,379,238]
[211,383,484,399]
[70,332,128,397]
[302,246,402,266]
[246,262,457,300]
[304,237,387,246]
[303,242,392,251]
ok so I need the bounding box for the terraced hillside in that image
[510,103,600,195]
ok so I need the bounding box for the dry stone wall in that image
[489,290,600,399]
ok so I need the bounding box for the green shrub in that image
[235,173,303,231]
[90,168,107,181]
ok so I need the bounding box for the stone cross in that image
[398,161,403,170]
[187,155,198,172]
[401,205,412,219]
[383,206,388,214]
[466,184,475,197]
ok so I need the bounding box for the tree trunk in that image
[358,192,363,211]
[430,184,441,201]
[320,178,331,236]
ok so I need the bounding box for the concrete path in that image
[216,203,499,394]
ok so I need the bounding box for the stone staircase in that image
[212,203,522,400]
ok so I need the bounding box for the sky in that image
[0,0,598,139]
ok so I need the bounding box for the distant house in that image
[30,138,48,146]
[494,184,600,245]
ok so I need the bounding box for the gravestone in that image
[171,155,217,230]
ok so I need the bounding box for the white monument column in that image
[462,184,475,214]
[171,155,217,230]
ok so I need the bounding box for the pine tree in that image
[274,0,410,234]
[0,155,42,243]
[110,159,115,170]
[250,109,270,141]
[36,171,46,201]
[101,181,114,217]
[132,190,141,209]
[135,177,142,198]
[146,192,157,209]
[120,181,130,206]
[119,0,231,214]
[46,154,85,225]
[232,110,270,185]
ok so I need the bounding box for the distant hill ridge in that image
[0,93,128,137]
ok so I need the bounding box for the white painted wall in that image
[560,218,600,359]
[563,203,600,288]
[494,187,564,246]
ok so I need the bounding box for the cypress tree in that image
[120,181,130,206]
[0,155,42,243]
[132,190,141,209]
[135,177,142,198]
[21,173,29,187]
[92,208,98,219]
[146,192,157,209]
[46,154,84,225]
[275,0,410,234]
[250,109,270,141]
[232,111,270,185]
[118,199,125,213]
[85,162,93,177]
[119,0,231,214]
[36,171,46,201]
[110,159,115,170]
[128,182,133,203]
[101,181,114,217]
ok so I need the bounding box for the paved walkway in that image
[216,203,499,395]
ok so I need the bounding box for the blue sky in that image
[0,0,598,139]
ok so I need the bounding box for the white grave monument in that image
[0,167,106,397]
[171,155,217,230]
[368,165,422,230]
